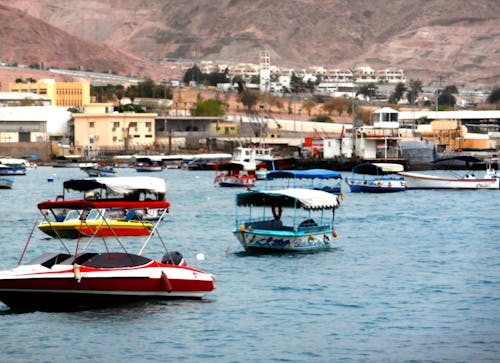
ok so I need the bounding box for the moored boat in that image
[0,199,215,310]
[398,156,500,190]
[214,147,257,188]
[233,188,342,252]
[397,171,499,189]
[52,176,168,221]
[0,158,27,176]
[346,162,407,192]
[37,200,157,238]
[0,176,13,189]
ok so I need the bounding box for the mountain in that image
[1,0,499,88]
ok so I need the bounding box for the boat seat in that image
[59,252,98,265]
[81,253,152,268]
[161,251,184,265]
[299,219,318,227]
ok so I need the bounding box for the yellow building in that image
[73,103,158,150]
[9,79,90,108]
[212,120,238,136]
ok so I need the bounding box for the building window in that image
[146,122,152,128]
[112,136,117,142]
[113,122,120,128]
[145,135,152,138]
[89,122,95,128]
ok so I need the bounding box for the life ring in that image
[271,205,282,221]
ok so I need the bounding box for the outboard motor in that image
[161,251,185,266]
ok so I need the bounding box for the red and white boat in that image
[0,199,216,310]
[214,147,257,188]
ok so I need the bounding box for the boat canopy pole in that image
[17,217,39,266]
[139,208,169,256]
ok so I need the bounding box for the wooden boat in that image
[233,188,342,252]
[37,201,156,238]
[345,162,407,192]
[265,169,343,194]
[0,199,215,310]
[214,147,256,188]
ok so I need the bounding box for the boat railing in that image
[238,217,330,233]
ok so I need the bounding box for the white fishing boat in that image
[0,176,13,189]
[398,156,500,190]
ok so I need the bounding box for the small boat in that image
[0,200,215,310]
[398,156,500,190]
[80,164,116,177]
[0,176,13,189]
[0,159,27,175]
[214,147,256,188]
[134,156,164,172]
[398,171,499,189]
[53,176,167,221]
[346,162,407,192]
[37,201,156,238]
[233,188,342,252]
[265,169,343,194]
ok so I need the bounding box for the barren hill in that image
[1,0,499,88]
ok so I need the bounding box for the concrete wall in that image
[0,142,51,162]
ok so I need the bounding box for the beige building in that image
[9,79,90,108]
[73,103,158,151]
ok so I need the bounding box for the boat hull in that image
[215,175,255,188]
[233,229,335,252]
[38,220,153,238]
[346,178,406,192]
[398,172,500,190]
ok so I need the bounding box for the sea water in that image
[0,167,498,362]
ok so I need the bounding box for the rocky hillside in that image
[1,0,499,88]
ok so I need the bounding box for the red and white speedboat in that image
[0,199,216,310]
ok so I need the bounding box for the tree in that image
[487,86,500,104]
[206,72,230,87]
[310,115,332,122]
[322,97,349,116]
[182,65,204,84]
[407,79,423,104]
[303,100,316,116]
[438,85,458,107]
[356,83,378,99]
[389,82,407,104]
[191,99,225,116]
[240,90,260,111]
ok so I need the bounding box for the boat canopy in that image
[63,177,166,195]
[236,188,340,210]
[267,169,342,180]
[38,199,170,210]
[353,162,404,175]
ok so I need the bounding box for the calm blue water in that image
[0,167,498,362]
